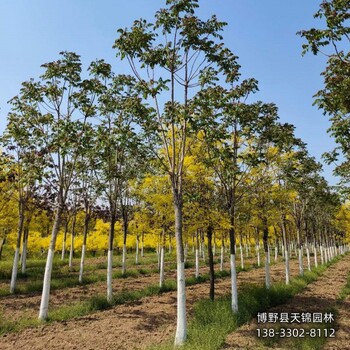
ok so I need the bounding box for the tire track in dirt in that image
[222,253,350,350]
[0,258,302,350]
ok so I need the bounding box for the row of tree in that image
[0,0,349,346]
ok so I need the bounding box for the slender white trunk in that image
[231,254,238,312]
[10,248,20,293]
[38,203,62,320]
[122,244,127,275]
[69,233,74,271]
[107,249,113,303]
[61,240,66,261]
[21,240,27,274]
[265,254,270,289]
[274,245,278,262]
[38,248,55,320]
[220,245,224,271]
[213,244,216,256]
[298,248,304,276]
[174,261,186,346]
[135,238,139,265]
[285,249,290,285]
[195,248,199,278]
[141,237,144,258]
[184,243,188,264]
[157,244,160,270]
[79,244,86,283]
[306,246,311,271]
[314,246,318,268]
[240,244,244,269]
[159,246,165,287]
[256,245,260,267]
[320,245,324,264]
[202,242,205,261]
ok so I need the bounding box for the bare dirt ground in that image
[0,255,261,323]
[0,257,301,350]
[222,253,350,350]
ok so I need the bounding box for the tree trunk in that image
[122,214,128,275]
[10,200,25,293]
[314,243,318,268]
[135,235,139,265]
[159,228,166,287]
[79,210,90,283]
[38,202,63,320]
[69,214,76,272]
[195,229,200,278]
[207,225,215,301]
[61,220,69,260]
[0,236,6,260]
[107,212,116,303]
[262,217,270,289]
[281,216,290,285]
[21,225,29,274]
[229,215,238,312]
[141,232,144,258]
[296,227,304,276]
[220,238,224,272]
[173,194,186,346]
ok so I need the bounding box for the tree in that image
[5,51,100,320]
[114,0,242,344]
[198,83,285,309]
[299,1,350,186]
[91,65,146,301]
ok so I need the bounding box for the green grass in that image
[337,270,350,301]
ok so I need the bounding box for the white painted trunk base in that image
[265,254,270,289]
[61,241,66,261]
[174,261,187,346]
[231,254,238,312]
[10,248,20,293]
[135,239,139,265]
[240,245,244,269]
[220,246,224,272]
[159,247,165,287]
[314,246,318,268]
[306,247,311,271]
[79,244,86,283]
[69,234,74,271]
[285,250,290,285]
[274,246,278,262]
[298,248,304,276]
[21,240,28,274]
[107,249,113,303]
[257,246,260,267]
[38,248,55,320]
[122,244,127,275]
[195,249,199,278]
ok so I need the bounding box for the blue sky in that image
[0,0,337,184]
